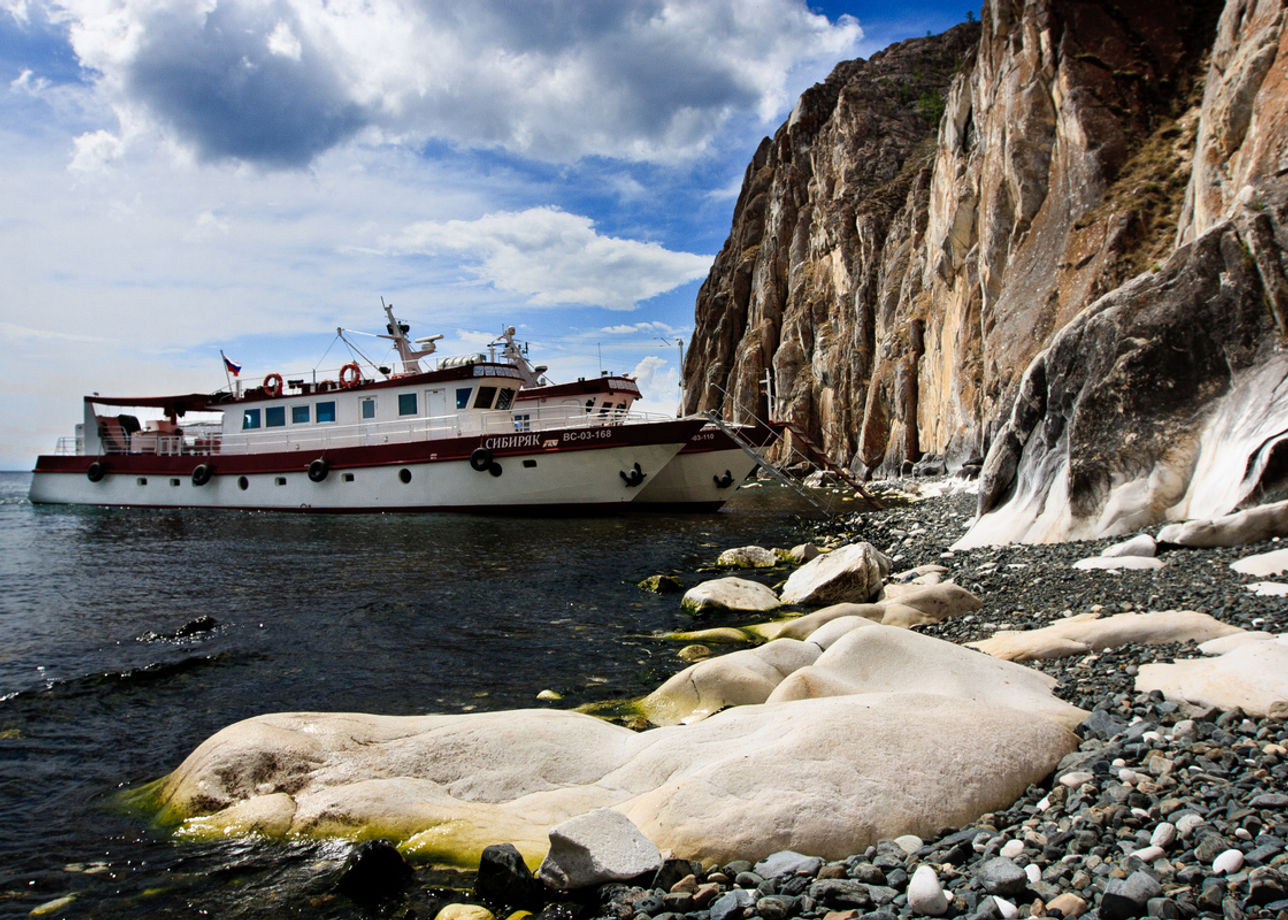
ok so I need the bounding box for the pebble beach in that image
[461,483,1288,920]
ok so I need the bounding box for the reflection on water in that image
[0,472,814,917]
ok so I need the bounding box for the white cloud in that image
[388,206,711,310]
[266,21,302,61]
[43,0,861,168]
[68,128,123,171]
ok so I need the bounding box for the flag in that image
[221,350,242,377]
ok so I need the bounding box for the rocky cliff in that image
[685,0,1288,545]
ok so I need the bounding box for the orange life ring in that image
[263,372,283,397]
[339,362,361,389]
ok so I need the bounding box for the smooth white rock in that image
[907,865,949,916]
[1130,845,1165,862]
[999,839,1025,859]
[992,896,1019,919]
[537,808,662,890]
[717,546,780,568]
[1157,500,1288,547]
[154,692,1080,867]
[1073,556,1165,571]
[1247,581,1288,596]
[681,577,781,614]
[1212,849,1245,875]
[1136,635,1288,717]
[1058,771,1094,788]
[1150,822,1177,848]
[640,638,822,725]
[1175,814,1204,838]
[764,625,1087,729]
[1231,547,1288,576]
[893,834,924,855]
[1024,864,1041,884]
[970,611,1243,661]
[1101,534,1159,558]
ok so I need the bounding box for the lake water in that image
[0,471,814,918]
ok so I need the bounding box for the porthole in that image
[342,472,355,482]
[238,476,249,490]
[399,468,412,483]
[275,477,287,486]
[136,477,148,486]
[522,459,537,469]
[170,478,181,487]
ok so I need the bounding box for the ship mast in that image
[492,326,551,387]
[379,300,442,375]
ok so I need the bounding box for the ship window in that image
[513,413,531,432]
[275,476,286,486]
[242,409,261,429]
[398,393,417,416]
[136,477,147,486]
[170,478,180,487]
[237,476,249,490]
[456,387,472,409]
[361,398,377,420]
[342,472,355,482]
[523,459,537,469]
[265,406,286,427]
[316,401,336,423]
[496,388,515,410]
[291,405,309,424]
[585,399,595,412]
[617,402,627,411]
[474,386,497,409]
[599,403,611,416]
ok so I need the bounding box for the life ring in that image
[619,462,646,487]
[263,373,284,397]
[713,470,734,489]
[469,447,493,472]
[308,458,330,482]
[191,464,214,486]
[86,461,106,482]
[339,363,361,389]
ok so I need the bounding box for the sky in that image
[1,0,974,470]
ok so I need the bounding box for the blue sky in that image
[1,0,975,470]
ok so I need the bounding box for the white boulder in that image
[681,577,781,614]
[717,546,780,568]
[1135,634,1288,718]
[779,542,891,606]
[537,808,661,890]
[1072,556,1165,571]
[765,625,1087,729]
[1157,499,1288,547]
[1100,534,1159,558]
[639,638,823,725]
[151,693,1078,868]
[1231,547,1288,576]
[968,611,1244,661]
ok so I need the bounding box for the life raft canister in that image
[263,372,284,397]
[339,363,361,389]
[191,464,214,486]
[308,458,330,482]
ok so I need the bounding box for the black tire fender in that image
[191,464,214,486]
[87,461,106,483]
[308,458,330,482]
[470,448,493,472]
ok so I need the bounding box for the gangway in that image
[703,397,882,515]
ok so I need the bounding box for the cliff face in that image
[686,0,1288,545]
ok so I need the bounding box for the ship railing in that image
[211,405,680,454]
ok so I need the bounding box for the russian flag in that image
[221,350,242,377]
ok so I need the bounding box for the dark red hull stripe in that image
[33,418,706,476]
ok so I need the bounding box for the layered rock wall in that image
[686,0,1288,543]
